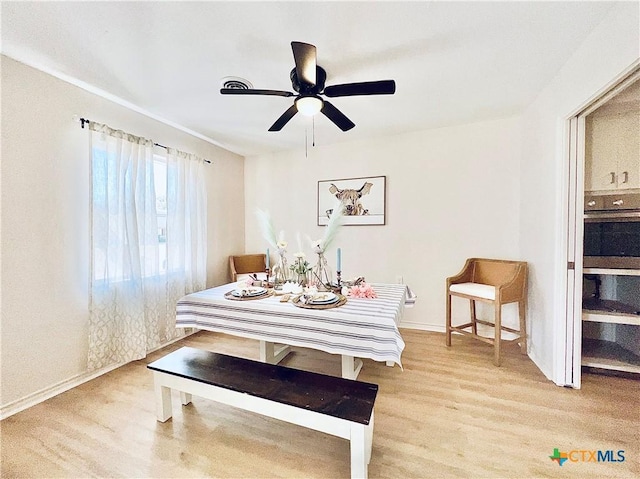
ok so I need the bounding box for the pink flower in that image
[348,283,378,299]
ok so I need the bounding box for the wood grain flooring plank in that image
[2,329,638,478]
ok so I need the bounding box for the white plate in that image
[309,292,338,304]
[232,287,267,297]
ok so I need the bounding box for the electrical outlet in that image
[396,275,403,284]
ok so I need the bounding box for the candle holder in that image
[326,270,342,294]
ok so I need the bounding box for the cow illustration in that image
[326,182,373,216]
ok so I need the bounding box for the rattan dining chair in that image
[445,258,528,366]
[229,254,267,282]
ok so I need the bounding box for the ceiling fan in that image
[220,41,396,132]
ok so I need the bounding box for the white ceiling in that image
[1,1,615,157]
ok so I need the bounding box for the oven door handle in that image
[584,211,640,221]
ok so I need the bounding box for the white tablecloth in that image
[176,283,412,366]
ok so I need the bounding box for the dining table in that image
[175,282,415,379]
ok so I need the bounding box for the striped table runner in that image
[176,283,411,366]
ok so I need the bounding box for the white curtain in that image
[163,148,207,341]
[88,123,207,370]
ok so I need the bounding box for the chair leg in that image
[493,302,502,366]
[470,299,477,335]
[446,291,452,346]
[518,299,527,354]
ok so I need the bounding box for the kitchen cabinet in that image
[582,270,640,373]
[585,109,640,192]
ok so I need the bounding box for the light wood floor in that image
[2,329,639,478]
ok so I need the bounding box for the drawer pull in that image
[587,200,596,207]
[612,199,624,206]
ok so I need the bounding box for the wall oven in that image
[583,193,640,269]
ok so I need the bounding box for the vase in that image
[273,253,289,287]
[296,271,309,287]
[312,252,332,291]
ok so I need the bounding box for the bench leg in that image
[154,375,173,422]
[180,392,193,406]
[350,423,369,479]
[385,360,394,367]
[365,411,374,464]
[260,341,292,364]
[342,355,363,380]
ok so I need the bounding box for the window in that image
[154,156,168,275]
[88,121,207,370]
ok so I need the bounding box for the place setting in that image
[224,285,274,301]
[292,291,347,310]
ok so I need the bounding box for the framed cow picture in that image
[317,175,386,226]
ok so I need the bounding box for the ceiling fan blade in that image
[268,104,298,131]
[291,41,317,87]
[321,101,355,131]
[221,88,294,97]
[323,80,396,97]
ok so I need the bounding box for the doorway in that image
[565,67,640,388]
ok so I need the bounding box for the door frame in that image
[561,63,640,388]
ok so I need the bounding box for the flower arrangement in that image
[348,282,378,299]
[290,252,311,275]
[256,209,278,249]
[308,199,344,254]
[256,209,290,283]
[307,200,344,289]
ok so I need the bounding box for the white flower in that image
[277,240,288,249]
[282,282,303,294]
[294,252,306,259]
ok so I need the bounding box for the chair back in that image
[229,254,266,282]
[472,259,523,286]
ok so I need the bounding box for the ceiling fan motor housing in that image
[290,66,327,94]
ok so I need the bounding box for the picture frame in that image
[317,175,386,226]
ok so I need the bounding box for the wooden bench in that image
[147,347,378,479]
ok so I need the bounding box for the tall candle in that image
[266,249,270,269]
[337,248,341,271]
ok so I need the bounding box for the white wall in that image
[244,116,523,332]
[0,56,245,411]
[519,2,639,383]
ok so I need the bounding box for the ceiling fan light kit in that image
[295,95,323,116]
[220,41,396,132]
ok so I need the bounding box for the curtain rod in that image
[78,117,211,164]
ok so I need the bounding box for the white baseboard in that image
[1,362,125,420]
[398,321,445,333]
[1,331,195,420]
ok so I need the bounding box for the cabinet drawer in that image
[602,194,640,210]
[584,196,603,211]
